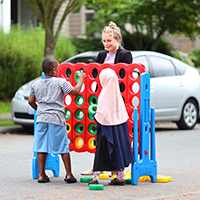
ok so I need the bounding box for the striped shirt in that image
[30,77,74,126]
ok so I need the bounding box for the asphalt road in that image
[0,122,200,200]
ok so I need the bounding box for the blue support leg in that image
[32,72,60,179]
[131,72,157,185]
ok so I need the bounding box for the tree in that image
[25,0,127,57]
[85,0,200,51]
[25,0,83,57]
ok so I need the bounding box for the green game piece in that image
[75,109,84,120]
[125,178,132,184]
[88,104,97,116]
[89,95,98,105]
[80,177,93,183]
[75,123,84,134]
[75,95,84,106]
[88,123,97,135]
[65,109,71,120]
[88,113,95,121]
[89,184,104,190]
[75,71,81,83]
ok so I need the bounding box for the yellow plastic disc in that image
[143,175,151,181]
[66,122,71,133]
[75,137,84,149]
[157,175,172,183]
[138,176,145,182]
[124,171,131,179]
[88,137,96,149]
[99,174,109,179]
[167,176,172,182]
[111,175,117,180]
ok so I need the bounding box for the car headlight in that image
[15,91,25,100]
[14,84,28,100]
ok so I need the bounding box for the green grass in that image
[0,101,11,114]
[0,119,18,127]
[0,101,18,127]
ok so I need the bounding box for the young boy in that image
[28,56,86,183]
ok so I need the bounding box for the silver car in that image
[11,51,200,130]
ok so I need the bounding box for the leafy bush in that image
[172,50,195,67]
[0,24,76,100]
[122,32,173,56]
[188,48,200,69]
[71,37,103,54]
[0,24,43,99]
[54,34,77,63]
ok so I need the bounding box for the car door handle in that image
[179,82,184,87]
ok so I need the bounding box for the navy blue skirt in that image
[93,121,133,171]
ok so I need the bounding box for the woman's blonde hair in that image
[102,21,123,47]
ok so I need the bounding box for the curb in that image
[0,126,25,133]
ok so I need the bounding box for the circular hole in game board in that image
[132,68,140,79]
[80,83,85,93]
[119,68,125,79]
[92,68,98,78]
[65,68,71,78]
[132,82,139,94]
[66,124,70,131]
[91,81,98,92]
[65,95,72,106]
[132,96,139,107]
[122,96,125,103]
[79,67,85,72]
[119,82,125,93]
[89,95,98,105]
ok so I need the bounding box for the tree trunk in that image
[44,28,56,57]
[151,29,166,51]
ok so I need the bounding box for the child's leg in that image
[117,169,124,180]
[88,171,100,185]
[37,152,48,180]
[93,171,100,181]
[61,153,72,179]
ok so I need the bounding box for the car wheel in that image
[176,99,198,130]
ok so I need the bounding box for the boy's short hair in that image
[42,56,58,74]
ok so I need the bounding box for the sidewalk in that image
[0,113,12,120]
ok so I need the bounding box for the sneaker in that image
[81,169,93,175]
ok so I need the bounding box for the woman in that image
[81,21,133,176]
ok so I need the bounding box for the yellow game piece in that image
[117,172,172,183]
[111,175,117,179]
[124,171,131,179]
[99,174,109,179]
[167,176,172,182]
[143,175,151,181]
[138,176,145,182]
[157,175,172,183]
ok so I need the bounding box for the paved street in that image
[0,123,200,200]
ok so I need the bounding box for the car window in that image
[134,56,149,72]
[173,60,187,75]
[149,56,176,77]
[66,57,96,64]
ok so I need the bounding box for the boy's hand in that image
[77,70,86,80]
[69,70,86,96]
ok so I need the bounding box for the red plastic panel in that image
[58,63,145,153]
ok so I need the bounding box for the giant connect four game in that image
[58,63,145,153]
